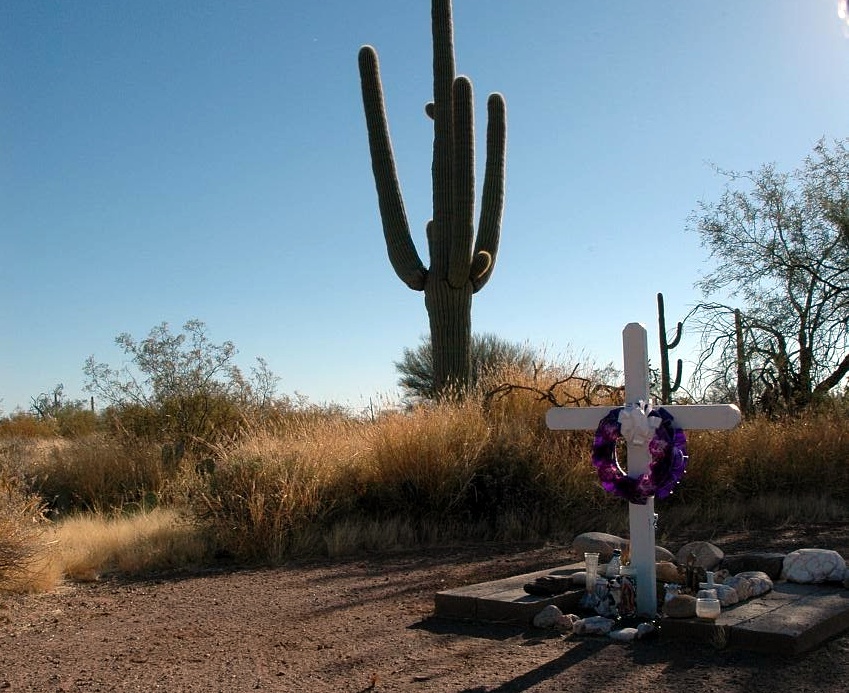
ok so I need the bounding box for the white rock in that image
[781,549,848,584]
[724,575,753,600]
[533,604,564,629]
[609,627,639,642]
[572,616,615,636]
[714,584,740,607]
[747,576,773,597]
[636,622,657,639]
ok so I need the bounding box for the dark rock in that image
[676,541,724,571]
[720,553,786,581]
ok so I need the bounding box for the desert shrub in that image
[683,410,849,503]
[85,320,280,457]
[53,407,100,438]
[0,413,57,439]
[356,397,489,520]
[0,474,49,591]
[396,333,540,401]
[105,392,245,456]
[462,360,626,536]
[193,417,364,562]
[24,434,166,514]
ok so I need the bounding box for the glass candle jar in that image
[696,597,721,620]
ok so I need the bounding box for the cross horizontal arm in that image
[546,404,741,432]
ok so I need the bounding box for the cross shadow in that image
[454,638,613,693]
[410,616,532,643]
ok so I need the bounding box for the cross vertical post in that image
[622,323,657,616]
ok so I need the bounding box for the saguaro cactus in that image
[358,0,507,395]
[656,292,683,404]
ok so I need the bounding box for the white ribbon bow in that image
[617,402,661,447]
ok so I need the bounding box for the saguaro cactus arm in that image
[448,76,474,289]
[429,0,455,280]
[358,46,427,291]
[471,92,507,292]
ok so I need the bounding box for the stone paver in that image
[434,564,849,655]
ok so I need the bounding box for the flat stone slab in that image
[434,563,585,625]
[662,580,849,655]
[434,564,849,655]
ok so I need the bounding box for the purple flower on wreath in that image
[590,406,688,505]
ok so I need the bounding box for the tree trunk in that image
[734,309,752,416]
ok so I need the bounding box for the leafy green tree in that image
[84,320,278,451]
[691,138,849,412]
[396,333,537,401]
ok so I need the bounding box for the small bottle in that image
[606,549,622,578]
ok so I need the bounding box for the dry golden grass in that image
[362,397,490,514]
[45,507,206,582]
[196,421,361,563]
[4,374,849,585]
[683,411,849,502]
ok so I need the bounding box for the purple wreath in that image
[591,406,688,505]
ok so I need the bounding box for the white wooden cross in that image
[546,323,741,617]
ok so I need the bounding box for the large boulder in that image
[656,561,681,583]
[781,549,847,584]
[655,546,676,562]
[571,532,674,562]
[676,541,724,571]
[720,553,786,581]
[571,533,628,561]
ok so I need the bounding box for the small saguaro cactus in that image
[358,0,507,395]
[657,292,683,404]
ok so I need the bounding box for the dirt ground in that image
[2,523,849,693]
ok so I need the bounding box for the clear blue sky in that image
[3,1,849,414]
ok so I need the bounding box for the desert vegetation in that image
[3,346,849,595]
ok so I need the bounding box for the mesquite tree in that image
[691,138,849,413]
[358,0,507,395]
